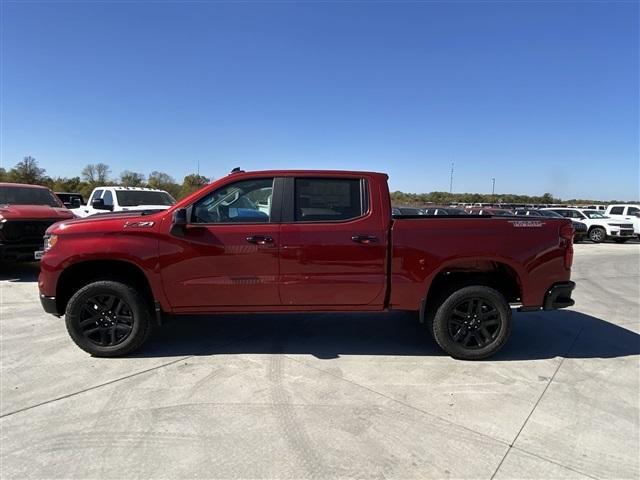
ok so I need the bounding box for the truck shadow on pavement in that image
[0,262,40,282]
[141,309,640,362]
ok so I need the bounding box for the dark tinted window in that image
[628,207,639,216]
[90,189,103,204]
[115,190,175,207]
[295,178,365,222]
[0,186,61,207]
[609,207,624,215]
[192,178,273,223]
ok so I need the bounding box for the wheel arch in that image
[56,259,155,315]
[421,259,522,322]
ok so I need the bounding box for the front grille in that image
[610,223,634,229]
[0,220,56,243]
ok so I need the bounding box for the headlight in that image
[43,234,58,252]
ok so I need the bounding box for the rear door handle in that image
[246,235,274,245]
[351,234,378,244]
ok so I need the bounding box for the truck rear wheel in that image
[65,280,152,357]
[431,286,511,360]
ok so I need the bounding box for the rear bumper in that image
[40,294,61,316]
[543,281,575,310]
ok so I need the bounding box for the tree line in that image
[0,156,209,200]
[0,156,634,205]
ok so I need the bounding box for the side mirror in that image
[92,198,113,211]
[71,198,81,209]
[170,208,188,236]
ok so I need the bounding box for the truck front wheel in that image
[431,286,511,360]
[65,280,152,357]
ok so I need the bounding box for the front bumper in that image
[610,229,635,237]
[40,295,61,316]
[543,281,576,310]
[0,242,42,261]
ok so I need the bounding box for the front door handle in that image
[246,235,274,245]
[351,234,378,244]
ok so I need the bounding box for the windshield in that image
[115,190,175,207]
[0,186,62,207]
[582,211,607,219]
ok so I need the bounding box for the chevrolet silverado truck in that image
[38,170,575,360]
[0,183,74,261]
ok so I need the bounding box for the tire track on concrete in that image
[268,330,325,479]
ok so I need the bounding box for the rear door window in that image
[294,178,366,222]
[609,206,624,215]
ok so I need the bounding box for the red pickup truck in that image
[38,170,575,360]
[0,183,74,261]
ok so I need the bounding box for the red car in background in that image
[0,183,74,262]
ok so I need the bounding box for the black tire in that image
[588,227,606,243]
[431,286,511,360]
[614,238,629,244]
[65,280,152,357]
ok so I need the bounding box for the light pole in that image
[449,162,454,193]
[491,178,495,195]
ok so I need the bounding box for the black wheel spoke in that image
[479,327,492,345]
[452,327,466,342]
[83,327,100,337]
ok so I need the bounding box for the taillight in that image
[560,224,574,241]
[560,223,574,269]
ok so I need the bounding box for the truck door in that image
[278,176,387,307]
[158,176,282,309]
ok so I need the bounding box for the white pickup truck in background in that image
[72,186,176,218]
[605,204,640,237]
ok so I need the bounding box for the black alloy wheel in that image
[431,285,512,360]
[447,297,501,349]
[65,280,152,357]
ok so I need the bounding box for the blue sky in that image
[1,1,638,200]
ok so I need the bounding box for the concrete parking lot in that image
[1,243,638,479]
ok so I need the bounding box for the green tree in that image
[8,156,46,184]
[148,171,181,199]
[120,170,146,187]
[0,167,7,182]
[180,174,209,198]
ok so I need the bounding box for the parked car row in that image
[392,204,640,243]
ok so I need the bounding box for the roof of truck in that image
[226,169,388,178]
[0,182,50,189]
